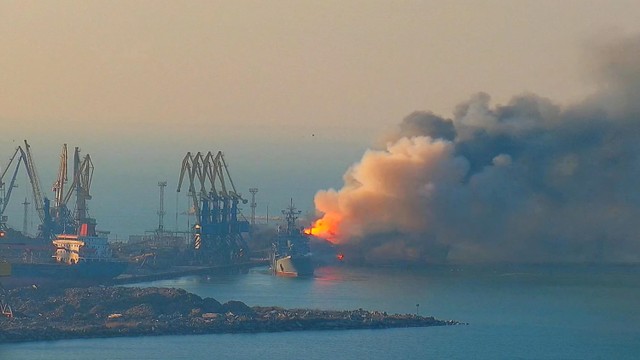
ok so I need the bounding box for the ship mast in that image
[282,199,301,236]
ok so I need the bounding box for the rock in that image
[221,300,254,315]
[0,285,462,344]
[201,297,222,313]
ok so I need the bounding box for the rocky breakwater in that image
[0,286,463,343]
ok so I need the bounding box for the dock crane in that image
[0,141,45,232]
[0,145,26,232]
[177,151,249,264]
[22,141,45,224]
[0,141,95,241]
[42,145,95,238]
[48,144,74,235]
[0,141,96,239]
[0,141,59,238]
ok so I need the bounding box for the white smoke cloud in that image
[313,35,640,264]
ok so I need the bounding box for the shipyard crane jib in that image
[176,151,249,264]
[219,152,245,202]
[177,151,248,221]
[1,142,96,238]
[52,144,68,211]
[71,147,94,224]
[0,146,26,227]
[22,140,46,223]
[177,152,201,219]
[0,147,22,188]
[48,144,87,236]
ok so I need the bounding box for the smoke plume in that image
[312,35,640,264]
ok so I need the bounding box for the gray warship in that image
[270,201,314,276]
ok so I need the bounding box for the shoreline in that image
[0,286,464,344]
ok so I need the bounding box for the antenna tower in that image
[22,197,30,235]
[157,181,167,233]
[249,188,258,226]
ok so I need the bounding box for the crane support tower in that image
[177,151,250,265]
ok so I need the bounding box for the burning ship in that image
[0,142,126,289]
[270,201,314,276]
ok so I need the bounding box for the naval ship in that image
[269,201,314,276]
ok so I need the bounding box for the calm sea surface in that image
[1,264,639,359]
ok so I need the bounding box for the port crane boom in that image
[0,146,26,229]
[177,151,249,264]
[52,144,68,213]
[22,141,45,223]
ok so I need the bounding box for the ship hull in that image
[271,254,314,277]
[0,260,128,289]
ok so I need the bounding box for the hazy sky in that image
[2,0,640,239]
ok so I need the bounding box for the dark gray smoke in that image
[313,35,640,264]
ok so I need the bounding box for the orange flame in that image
[304,216,341,243]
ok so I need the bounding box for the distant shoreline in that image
[0,286,464,344]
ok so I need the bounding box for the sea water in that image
[1,264,638,359]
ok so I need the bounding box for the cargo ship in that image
[269,201,314,276]
[0,227,127,289]
[2,257,127,289]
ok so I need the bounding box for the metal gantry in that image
[177,151,249,264]
[47,144,74,236]
[0,145,25,230]
[41,145,94,239]
[22,141,45,223]
[0,141,44,232]
[1,141,95,239]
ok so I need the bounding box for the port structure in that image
[22,197,30,235]
[22,141,46,224]
[177,151,250,264]
[0,145,25,231]
[0,140,44,233]
[0,141,96,239]
[157,181,167,233]
[249,188,258,227]
[40,144,95,239]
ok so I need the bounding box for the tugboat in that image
[270,200,314,276]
